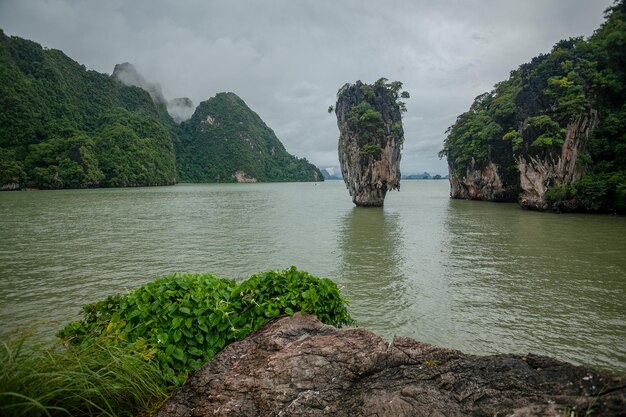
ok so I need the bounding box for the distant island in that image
[402,172,448,180]
[0,31,322,190]
[320,167,447,181]
[320,167,342,180]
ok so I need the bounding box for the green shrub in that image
[544,183,574,204]
[359,144,382,158]
[574,174,613,211]
[59,267,354,384]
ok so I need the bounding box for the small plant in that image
[359,144,382,158]
[422,358,440,368]
[544,183,574,203]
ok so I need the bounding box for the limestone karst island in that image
[1,1,626,417]
[334,79,407,207]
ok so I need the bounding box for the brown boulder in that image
[156,314,626,417]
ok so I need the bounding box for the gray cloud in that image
[0,0,613,175]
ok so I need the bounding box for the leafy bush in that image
[574,174,612,211]
[0,336,168,417]
[231,268,354,330]
[359,144,382,158]
[502,130,523,152]
[544,183,574,205]
[59,267,353,384]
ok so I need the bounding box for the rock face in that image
[449,160,519,201]
[517,112,599,210]
[335,81,404,207]
[155,314,626,417]
[447,112,599,210]
[440,7,626,214]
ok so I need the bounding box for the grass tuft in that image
[0,335,168,417]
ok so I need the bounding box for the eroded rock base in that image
[156,314,626,417]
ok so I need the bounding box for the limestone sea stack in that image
[335,79,408,207]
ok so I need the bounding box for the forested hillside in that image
[440,1,626,213]
[0,30,321,189]
[0,30,177,189]
[176,93,322,183]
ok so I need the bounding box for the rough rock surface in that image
[335,81,403,206]
[155,314,626,417]
[517,112,599,210]
[233,170,257,183]
[449,159,519,201]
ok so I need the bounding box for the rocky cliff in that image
[517,112,599,210]
[449,160,518,201]
[447,112,600,207]
[155,314,626,417]
[335,79,406,207]
[440,2,626,213]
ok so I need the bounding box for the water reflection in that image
[337,207,409,337]
[442,199,626,371]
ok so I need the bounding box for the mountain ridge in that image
[0,30,322,189]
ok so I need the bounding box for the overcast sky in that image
[0,0,614,174]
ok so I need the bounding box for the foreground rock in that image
[156,314,625,417]
[335,80,406,207]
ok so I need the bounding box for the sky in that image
[0,0,614,175]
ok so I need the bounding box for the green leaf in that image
[173,329,182,342]
[188,347,203,356]
[172,348,184,361]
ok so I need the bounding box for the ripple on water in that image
[1,182,625,374]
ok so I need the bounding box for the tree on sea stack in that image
[334,78,408,206]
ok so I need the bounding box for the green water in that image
[1,181,625,373]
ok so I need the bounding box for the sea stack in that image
[335,79,407,206]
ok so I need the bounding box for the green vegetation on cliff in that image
[341,77,408,156]
[0,30,177,189]
[176,93,323,183]
[0,31,322,189]
[439,1,626,212]
[1,268,353,416]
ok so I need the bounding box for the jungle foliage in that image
[175,93,323,183]
[343,78,408,156]
[439,1,626,212]
[0,30,177,189]
[0,30,321,189]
